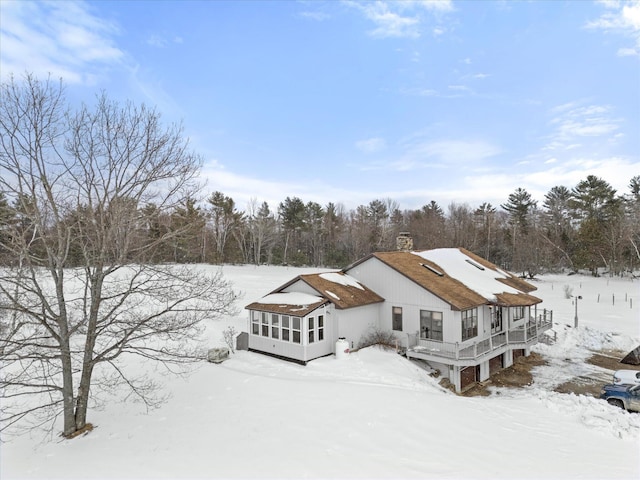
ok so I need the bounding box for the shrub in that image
[358,326,398,350]
[221,326,237,353]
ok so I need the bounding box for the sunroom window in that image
[281,315,290,341]
[513,306,525,321]
[271,314,280,339]
[251,311,259,335]
[292,317,301,344]
[308,317,315,344]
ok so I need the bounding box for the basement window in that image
[465,259,485,271]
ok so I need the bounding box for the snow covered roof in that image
[357,248,542,310]
[245,271,384,314]
[297,272,383,309]
[245,292,329,316]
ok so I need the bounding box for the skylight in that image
[421,263,444,276]
[465,259,485,270]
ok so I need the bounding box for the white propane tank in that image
[335,337,350,359]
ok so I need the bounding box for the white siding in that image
[334,303,381,349]
[347,258,456,342]
[247,307,333,362]
[282,280,318,296]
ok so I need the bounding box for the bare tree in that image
[245,198,276,265]
[0,75,237,438]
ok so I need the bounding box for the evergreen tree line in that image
[1,174,638,276]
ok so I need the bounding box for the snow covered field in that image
[2,265,639,479]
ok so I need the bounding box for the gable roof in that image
[347,247,541,311]
[245,271,384,315]
[245,292,329,317]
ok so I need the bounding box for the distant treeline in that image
[2,175,639,276]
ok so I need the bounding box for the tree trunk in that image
[59,340,77,437]
[73,270,104,432]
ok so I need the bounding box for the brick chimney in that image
[396,232,413,252]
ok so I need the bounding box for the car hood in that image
[602,383,631,393]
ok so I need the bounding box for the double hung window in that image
[271,314,280,339]
[308,317,315,344]
[281,315,290,341]
[292,317,301,344]
[251,311,259,335]
[318,315,324,341]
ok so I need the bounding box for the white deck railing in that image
[409,310,553,361]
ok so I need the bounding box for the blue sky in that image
[1,0,639,212]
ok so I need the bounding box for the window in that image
[491,307,503,333]
[462,308,478,341]
[271,314,280,339]
[281,315,290,341]
[318,315,324,341]
[251,311,259,335]
[308,317,315,344]
[392,307,403,331]
[292,317,301,344]
[420,310,443,341]
[253,312,304,345]
[513,306,525,321]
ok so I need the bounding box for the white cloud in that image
[0,0,124,84]
[365,5,421,38]
[586,0,640,57]
[400,138,503,166]
[299,11,331,21]
[545,101,621,150]
[199,161,379,211]
[523,156,640,196]
[448,84,471,91]
[147,33,184,48]
[401,87,439,96]
[356,137,387,153]
[344,0,453,39]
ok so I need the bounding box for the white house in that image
[246,245,553,392]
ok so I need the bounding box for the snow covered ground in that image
[2,265,639,479]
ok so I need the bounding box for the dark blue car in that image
[600,384,640,412]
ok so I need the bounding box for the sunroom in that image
[246,292,333,364]
[245,272,385,364]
